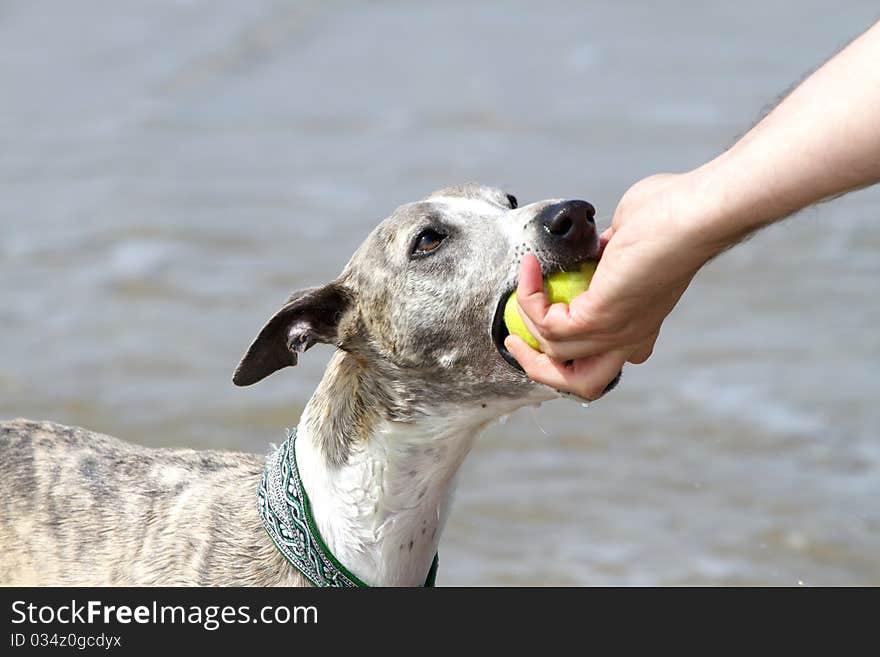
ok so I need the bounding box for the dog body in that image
[0,419,305,586]
[1,184,608,586]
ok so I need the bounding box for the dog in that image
[0,183,618,586]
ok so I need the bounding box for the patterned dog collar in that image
[257,429,439,587]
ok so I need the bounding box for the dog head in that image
[233,183,617,414]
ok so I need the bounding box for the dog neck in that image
[292,350,495,586]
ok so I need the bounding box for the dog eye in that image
[506,194,518,209]
[412,229,446,255]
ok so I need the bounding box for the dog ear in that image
[232,282,353,387]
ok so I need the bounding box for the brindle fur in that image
[0,184,605,586]
[0,419,307,586]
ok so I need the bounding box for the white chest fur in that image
[294,406,487,586]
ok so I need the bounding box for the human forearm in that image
[686,20,880,252]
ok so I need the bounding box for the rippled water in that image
[2,0,878,585]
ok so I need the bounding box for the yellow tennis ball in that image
[503,261,596,351]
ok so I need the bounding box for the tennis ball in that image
[503,261,596,351]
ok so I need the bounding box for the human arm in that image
[506,20,880,399]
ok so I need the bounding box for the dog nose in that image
[541,200,596,242]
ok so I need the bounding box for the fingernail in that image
[504,335,520,352]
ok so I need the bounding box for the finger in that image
[504,334,576,389]
[518,332,608,362]
[514,253,549,321]
[515,255,587,343]
[505,335,626,400]
[627,334,658,364]
[567,351,628,400]
[504,333,541,368]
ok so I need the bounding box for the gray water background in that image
[2,0,879,585]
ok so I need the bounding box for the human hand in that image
[506,19,880,400]
[504,173,720,400]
